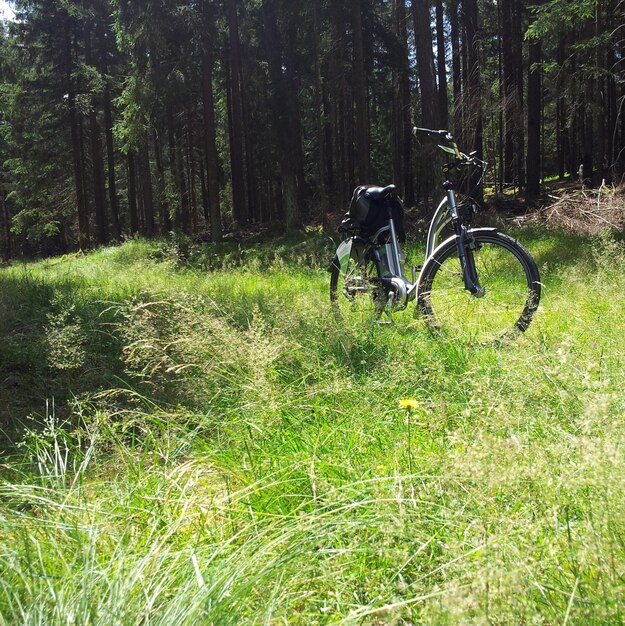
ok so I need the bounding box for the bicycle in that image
[329,127,541,344]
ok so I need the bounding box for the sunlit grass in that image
[1,229,625,623]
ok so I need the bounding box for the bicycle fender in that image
[427,227,499,256]
[336,238,355,275]
[464,227,499,237]
[336,237,370,273]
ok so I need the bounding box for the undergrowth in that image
[1,229,625,623]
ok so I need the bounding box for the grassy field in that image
[1,227,625,624]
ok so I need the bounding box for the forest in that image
[0,0,623,258]
[4,2,625,622]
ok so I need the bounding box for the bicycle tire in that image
[329,252,386,322]
[417,228,541,343]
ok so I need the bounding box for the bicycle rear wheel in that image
[417,229,541,344]
[330,253,386,323]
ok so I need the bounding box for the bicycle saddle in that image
[364,184,396,200]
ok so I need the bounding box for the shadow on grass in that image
[523,229,593,268]
[0,271,126,448]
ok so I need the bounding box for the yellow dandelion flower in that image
[399,398,419,410]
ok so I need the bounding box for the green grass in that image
[1,228,625,623]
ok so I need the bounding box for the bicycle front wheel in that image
[417,229,541,344]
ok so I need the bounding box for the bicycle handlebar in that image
[413,127,453,141]
[413,126,487,172]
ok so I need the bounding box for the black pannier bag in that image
[345,185,406,243]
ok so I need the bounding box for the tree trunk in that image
[435,0,449,130]
[496,0,503,191]
[595,1,606,183]
[392,0,402,198]
[463,0,484,201]
[138,135,154,235]
[185,102,198,233]
[66,24,89,250]
[201,50,222,240]
[512,0,525,187]
[127,152,139,234]
[98,21,120,240]
[618,31,625,174]
[413,0,439,128]
[167,106,185,231]
[1,194,11,261]
[198,156,209,222]
[175,117,190,232]
[322,78,336,201]
[414,0,440,205]
[351,0,369,183]
[393,0,414,204]
[153,128,171,233]
[240,71,257,223]
[526,34,542,198]
[556,34,566,179]
[501,0,517,185]
[449,0,462,138]
[88,107,108,245]
[460,5,469,144]
[606,0,617,174]
[330,4,348,198]
[582,83,594,186]
[262,0,300,228]
[620,35,625,174]
[313,0,328,224]
[85,28,107,245]
[226,0,248,226]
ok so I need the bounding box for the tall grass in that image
[1,230,625,623]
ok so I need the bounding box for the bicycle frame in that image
[426,193,456,259]
[331,128,540,337]
[335,185,486,314]
[334,128,490,316]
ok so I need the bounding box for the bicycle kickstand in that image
[376,291,395,325]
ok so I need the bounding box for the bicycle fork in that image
[444,183,485,298]
[454,224,485,297]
